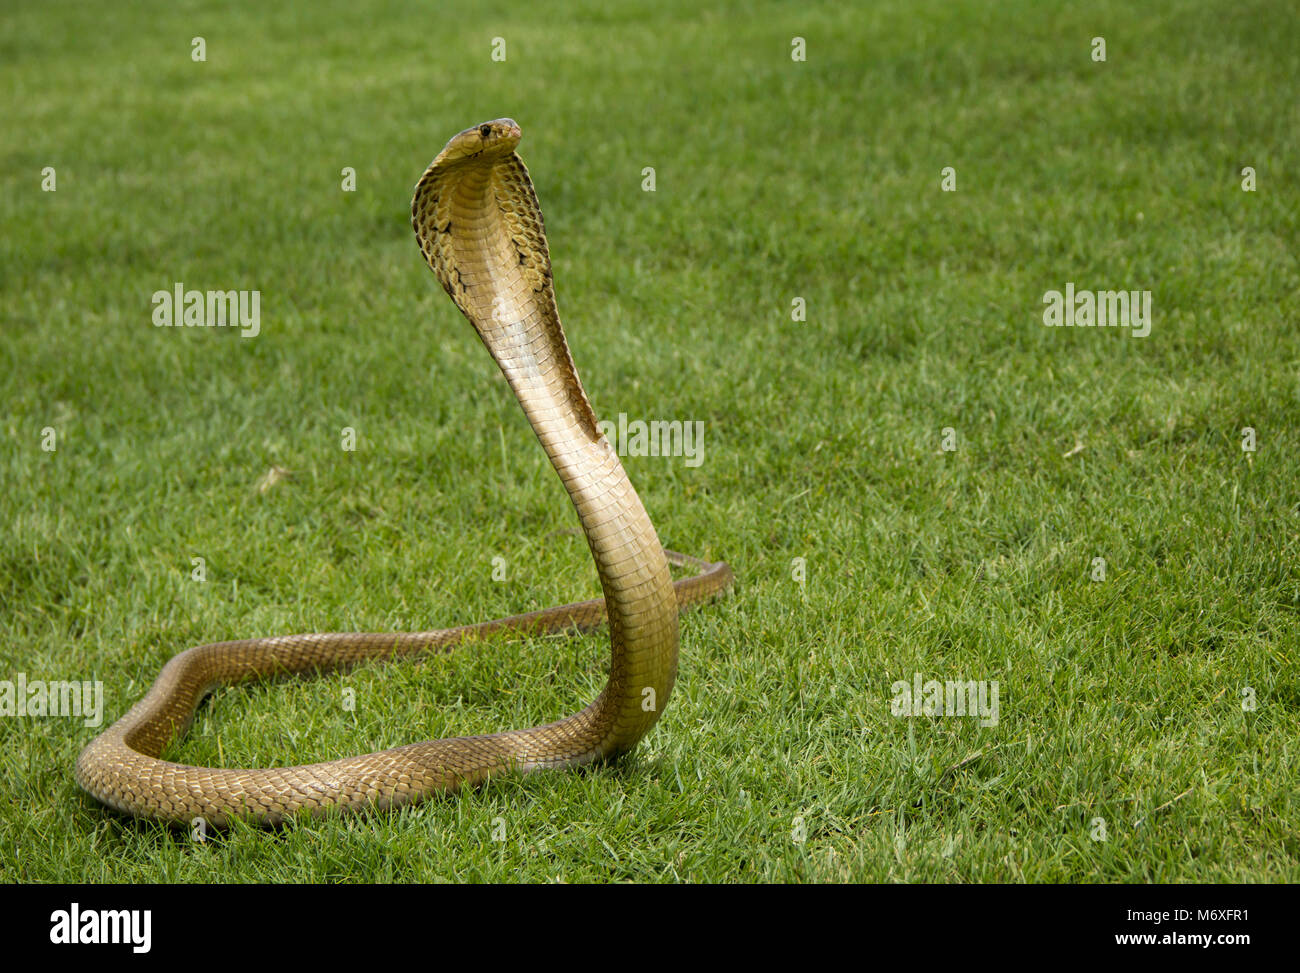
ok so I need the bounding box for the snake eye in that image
[479,124,492,138]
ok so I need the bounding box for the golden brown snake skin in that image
[75,118,733,826]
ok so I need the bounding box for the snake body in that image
[75,119,733,825]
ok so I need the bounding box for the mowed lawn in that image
[1,0,1297,882]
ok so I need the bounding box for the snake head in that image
[432,118,523,167]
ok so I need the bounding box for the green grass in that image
[2,0,1298,882]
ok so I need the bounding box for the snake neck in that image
[431,158,679,760]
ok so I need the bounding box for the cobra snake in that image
[75,118,733,826]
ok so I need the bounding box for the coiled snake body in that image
[75,119,732,825]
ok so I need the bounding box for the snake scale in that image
[75,119,733,826]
